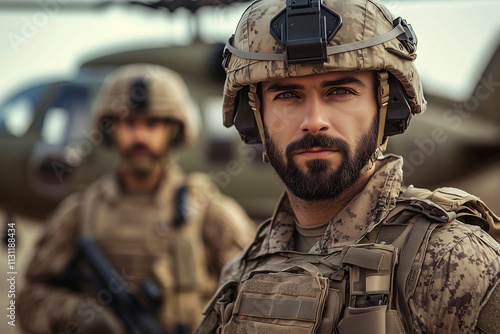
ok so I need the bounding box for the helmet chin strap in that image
[360,71,390,175]
[248,84,270,163]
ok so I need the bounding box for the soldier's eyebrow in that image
[264,76,367,93]
[264,83,304,93]
[321,77,367,88]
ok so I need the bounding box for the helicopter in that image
[0,0,499,224]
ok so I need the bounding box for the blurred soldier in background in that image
[197,0,500,333]
[18,64,256,334]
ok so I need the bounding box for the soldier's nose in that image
[300,97,330,135]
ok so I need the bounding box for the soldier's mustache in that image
[125,143,159,159]
[285,133,349,157]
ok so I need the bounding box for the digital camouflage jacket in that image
[198,155,500,334]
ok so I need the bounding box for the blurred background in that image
[0,1,499,332]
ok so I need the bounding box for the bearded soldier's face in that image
[113,115,175,177]
[261,71,379,201]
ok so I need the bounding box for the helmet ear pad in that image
[170,122,185,148]
[233,86,262,144]
[98,117,115,147]
[383,73,412,138]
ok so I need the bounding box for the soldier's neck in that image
[287,167,375,227]
[119,165,165,194]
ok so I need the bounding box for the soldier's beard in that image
[265,115,378,201]
[120,143,164,178]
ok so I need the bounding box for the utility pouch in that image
[338,305,387,334]
[224,262,336,334]
[336,306,404,334]
[196,279,238,334]
[338,244,405,334]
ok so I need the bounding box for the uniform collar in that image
[249,154,405,259]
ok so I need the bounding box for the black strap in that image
[173,184,189,227]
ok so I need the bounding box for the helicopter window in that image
[37,84,91,144]
[0,84,49,137]
[41,107,70,145]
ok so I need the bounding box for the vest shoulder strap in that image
[400,186,500,242]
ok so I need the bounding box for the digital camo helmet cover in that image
[93,63,198,147]
[222,0,425,146]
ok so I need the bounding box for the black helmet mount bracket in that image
[129,78,149,110]
[270,0,342,64]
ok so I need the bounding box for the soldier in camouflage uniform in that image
[18,64,256,334]
[196,0,500,333]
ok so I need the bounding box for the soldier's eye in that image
[330,88,352,96]
[275,92,297,100]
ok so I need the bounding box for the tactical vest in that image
[197,186,500,334]
[80,173,218,333]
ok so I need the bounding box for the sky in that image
[0,0,499,103]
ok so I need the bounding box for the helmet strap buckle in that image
[222,35,234,68]
[248,84,270,163]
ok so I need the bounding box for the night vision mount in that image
[270,0,342,63]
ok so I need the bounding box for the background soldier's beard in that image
[265,114,379,201]
[122,142,162,178]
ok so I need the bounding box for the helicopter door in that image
[27,83,91,199]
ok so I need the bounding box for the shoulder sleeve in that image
[188,173,256,278]
[409,221,500,333]
[18,192,85,333]
[203,193,256,276]
[25,192,82,279]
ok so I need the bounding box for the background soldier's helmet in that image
[93,63,198,147]
[222,0,425,150]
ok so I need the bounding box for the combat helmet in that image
[93,63,198,147]
[223,0,424,167]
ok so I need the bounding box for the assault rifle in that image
[62,234,166,334]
